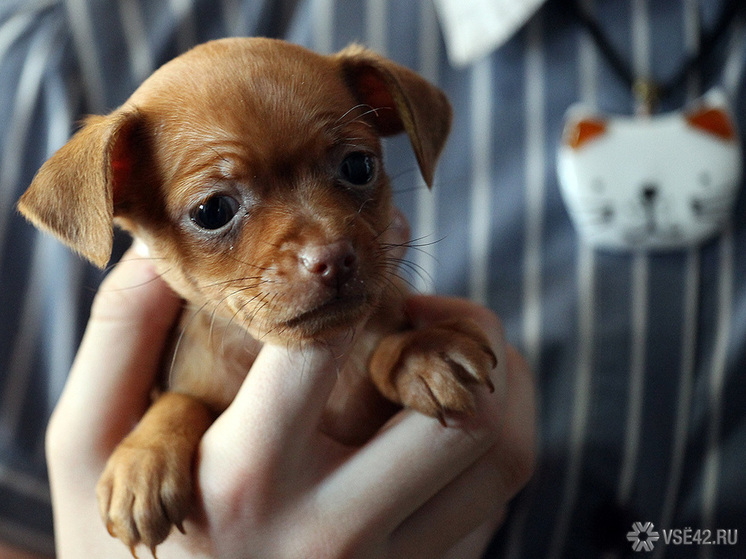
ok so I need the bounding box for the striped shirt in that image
[1,1,745,557]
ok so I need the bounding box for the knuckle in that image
[44,413,69,461]
[467,306,504,341]
[299,530,379,559]
[499,442,537,500]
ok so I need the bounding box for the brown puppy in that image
[19,38,496,554]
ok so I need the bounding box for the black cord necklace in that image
[568,0,742,113]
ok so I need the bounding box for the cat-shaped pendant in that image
[557,89,742,251]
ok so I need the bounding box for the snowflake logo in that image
[627,521,660,552]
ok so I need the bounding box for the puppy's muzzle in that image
[299,240,358,290]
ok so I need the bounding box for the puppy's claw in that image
[106,519,116,537]
[485,376,496,394]
[371,318,497,423]
[481,344,498,369]
[129,545,139,559]
[418,375,448,426]
[150,546,159,559]
[175,521,186,535]
[417,374,437,408]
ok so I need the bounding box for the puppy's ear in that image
[336,45,452,187]
[18,110,142,268]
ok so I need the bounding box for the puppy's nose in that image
[299,240,357,288]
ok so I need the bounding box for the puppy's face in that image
[19,38,451,342]
[132,61,397,340]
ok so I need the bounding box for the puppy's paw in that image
[369,318,497,423]
[96,435,193,555]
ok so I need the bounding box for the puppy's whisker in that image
[388,166,419,186]
[199,274,265,289]
[220,291,265,355]
[355,197,374,215]
[99,258,174,292]
[225,288,268,325]
[381,235,445,259]
[392,184,428,195]
[205,282,267,343]
[371,218,402,242]
[373,273,410,299]
[349,106,385,123]
[384,250,437,269]
[206,144,231,167]
[378,259,430,293]
[234,294,273,356]
[98,268,175,293]
[244,291,273,335]
[221,252,274,272]
[168,300,213,387]
[255,238,282,250]
[255,294,283,342]
[389,166,447,194]
[331,104,386,131]
[101,255,163,274]
[333,103,374,126]
[208,306,221,351]
[404,233,446,248]
[392,259,434,288]
[200,280,267,332]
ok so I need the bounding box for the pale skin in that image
[41,248,536,559]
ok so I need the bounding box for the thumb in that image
[51,248,182,455]
[202,335,354,477]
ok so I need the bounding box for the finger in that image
[438,510,507,559]
[202,335,353,474]
[389,457,506,559]
[314,299,507,524]
[315,374,504,541]
[389,344,536,557]
[381,206,410,261]
[51,247,182,453]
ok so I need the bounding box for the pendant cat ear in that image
[685,88,738,142]
[685,107,736,141]
[562,113,608,150]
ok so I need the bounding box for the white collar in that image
[433,0,548,67]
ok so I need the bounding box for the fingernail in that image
[133,238,151,258]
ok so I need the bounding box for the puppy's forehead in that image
[130,38,355,137]
[127,38,372,185]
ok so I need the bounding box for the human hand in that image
[46,249,535,559]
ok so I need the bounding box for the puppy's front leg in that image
[96,392,213,554]
[369,319,498,424]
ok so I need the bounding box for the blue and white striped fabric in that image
[1,1,745,557]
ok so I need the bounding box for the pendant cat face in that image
[557,89,742,251]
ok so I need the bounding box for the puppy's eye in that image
[191,195,239,230]
[340,152,375,186]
